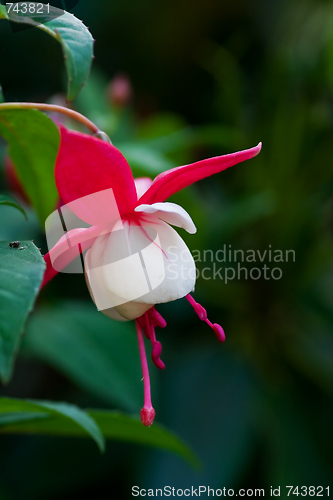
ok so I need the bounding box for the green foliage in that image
[0,3,94,101]
[0,195,27,220]
[0,241,45,383]
[0,399,197,465]
[0,109,59,227]
[0,398,104,452]
[23,302,144,412]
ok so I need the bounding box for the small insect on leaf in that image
[9,241,20,248]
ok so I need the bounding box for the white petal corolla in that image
[135,202,197,234]
[84,203,196,320]
[84,231,153,321]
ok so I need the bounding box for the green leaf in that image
[23,302,144,412]
[0,85,4,104]
[88,411,198,466]
[0,398,105,452]
[0,240,45,382]
[0,3,94,101]
[0,399,198,466]
[0,412,48,426]
[0,194,27,220]
[0,109,59,226]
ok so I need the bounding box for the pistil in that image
[135,319,155,426]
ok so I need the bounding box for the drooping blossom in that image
[43,126,261,426]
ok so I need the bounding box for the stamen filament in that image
[145,311,165,370]
[186,294,225,342]
[185,293,207,320]
[135,319,155,426]
[151,307,167,328]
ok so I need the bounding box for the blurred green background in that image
[1,0,333,498]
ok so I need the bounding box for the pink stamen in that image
[136,314,150,339]
[185,293,207,320]
[186,294,225,342]
[145,311,165,370]
[151,307,167,328]
[206,319,226,343]
[135,319,155,427]
[153,358,165,370]
[152,340,162,359]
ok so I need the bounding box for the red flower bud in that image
[108,73,132,108]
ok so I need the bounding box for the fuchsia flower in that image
[43,126,261,426]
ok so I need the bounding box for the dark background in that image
[0,0,333,498]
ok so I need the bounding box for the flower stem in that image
[0,102,100,135]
